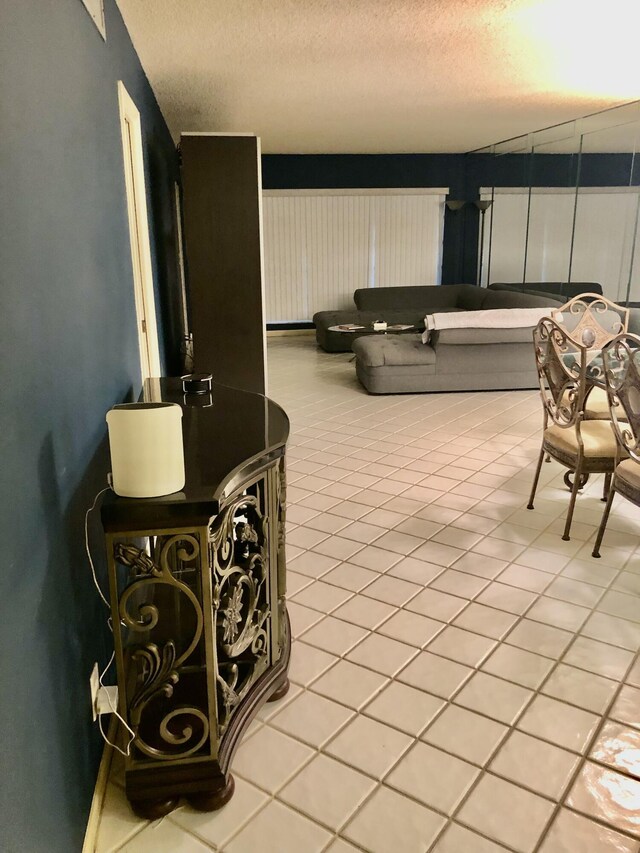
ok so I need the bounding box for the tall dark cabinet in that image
[180,134,267,394]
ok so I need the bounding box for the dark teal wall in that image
[0,2,179,851]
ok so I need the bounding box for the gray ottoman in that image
[352,334,437,393]
[353,328,541,394]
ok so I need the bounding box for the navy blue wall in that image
[262,152,638,287]
[0,2,179,851]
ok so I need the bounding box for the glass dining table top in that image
[561,350,624,389]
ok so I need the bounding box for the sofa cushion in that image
[354,284,473,311]
[435,327,535,345]
[456,288,487,311]
[435,341,535,375]
[518,289,565,303]
[490,282,603,298]
[480,289,558,310]
[352,334,436,369]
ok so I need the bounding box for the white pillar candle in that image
[106,403,185,498]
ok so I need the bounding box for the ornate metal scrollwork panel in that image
[275,459,287,652]
[534,318,583,427]
[112,533,210,761]
[209,481,272,734]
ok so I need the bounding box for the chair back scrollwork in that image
[602,334,640,462]
[533,317,587,428]
[551,294,629,355]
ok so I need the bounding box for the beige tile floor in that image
[96,335,640,853]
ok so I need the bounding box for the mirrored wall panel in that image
[473,101,640,303]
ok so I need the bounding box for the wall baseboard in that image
[82,717,116,853]
[266,322,314,331]
[266,328,315,338]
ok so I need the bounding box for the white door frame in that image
[117,81,161,382]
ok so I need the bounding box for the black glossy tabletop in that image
[101,378,289,530]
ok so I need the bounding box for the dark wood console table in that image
[101,378,290,818]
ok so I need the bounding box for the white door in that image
[117,81,161,383]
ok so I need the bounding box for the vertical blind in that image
[262,189,448,322]
[480,187,640,302]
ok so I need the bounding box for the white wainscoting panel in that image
[263,189,447,322]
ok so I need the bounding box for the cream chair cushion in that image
[545,420,619,458]
[616,458,640,491]
[584,387,612,419]
[560,386,619,420]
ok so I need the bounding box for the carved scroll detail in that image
[209,489,271,732]
[130,642,179,722]
[136,705,210,760]
[113,534,209,760]
[275,460,287,651]
[115,535,204,668]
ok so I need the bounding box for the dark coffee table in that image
[327,322,418,337]
[327,323,420,360]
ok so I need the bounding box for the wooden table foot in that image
[187,774,235,812]
[266,677,290,703]
[130,795,180,820]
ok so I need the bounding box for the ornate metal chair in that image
[527,316,622,541]
[592,334,640,558]
[550,294,629,420]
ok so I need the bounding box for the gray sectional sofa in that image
[313,283,625,394]
[313,283,563,353]
[353,324,549,394]
[317,284,561,394]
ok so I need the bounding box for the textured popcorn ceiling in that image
[116,0,639,153]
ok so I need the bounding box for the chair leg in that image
[545,454,551,463]
[593,485,616,558]
[602,472,612,502]
[562,463,583,541]
[527,446,545,511]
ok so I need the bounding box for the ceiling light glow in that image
[512,0,640,100]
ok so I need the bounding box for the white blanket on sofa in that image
[422,307,551,344]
